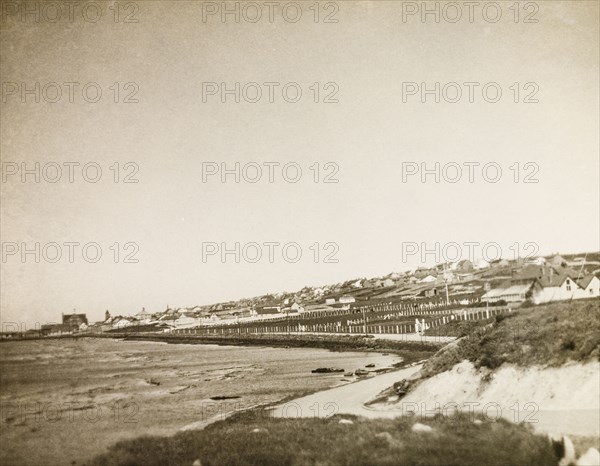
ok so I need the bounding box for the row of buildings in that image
[481,263,599,305]
[35,253,600,335]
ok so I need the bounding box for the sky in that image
[1,0,599,327]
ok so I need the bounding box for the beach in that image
[0,338,401,466]
[271,363,424,419]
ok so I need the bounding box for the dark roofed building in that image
[512,265,580,288]
[577,275,596,290]
[62,313,88,327]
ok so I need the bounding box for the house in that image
[451,260,474,273]
[481,282,537,304]
[136,307,152,323]
[252,308,280,319]
[419,275,437,283]
[230,307,253,318]
[114,318,133,329]
[532,274,584,304]
[339,296,356,304]
[414,267,435,279]
[577,275,600,298]
[193,308,211,318]
[482,265,598,304]
[62,312,88,328]
[418,287,438,298]
[352,280,363,289]
[252,305,280,316]
[381,278,395,287]
[158,312,180,322]
[281,302,303,314]
[549,254,568,268]
[173,315,201,327]
[325,298,336,305]
[164,307,179,316]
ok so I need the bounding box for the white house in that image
[533,275,584,304]
[114,318,133,329]
[282,302,302,313]
[481,283,536,304]
[339,296,356,304]
[325,298,336,305]
[135,308,152,324]
[173,315,199,327]
[576,275,600,299]
[419,275,437,283]
[381,278,395,287]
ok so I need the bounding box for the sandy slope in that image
[271,360,600,438]
[399,360,600,437]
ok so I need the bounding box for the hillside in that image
[421,298,599,378]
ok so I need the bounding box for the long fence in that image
[171,305,510,336]
[198,298,480,329]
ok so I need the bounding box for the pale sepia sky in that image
[1,1,598,326]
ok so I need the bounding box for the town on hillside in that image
[9,252,600,339]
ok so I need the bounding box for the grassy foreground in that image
[88,411,558,466]
[422,299,600,378]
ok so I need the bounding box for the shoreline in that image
[117,332,445,363]
[2,331,448,351]
[183,359,431,432]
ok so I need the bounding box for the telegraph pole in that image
[361,307,366,336]
[443,263,450,305]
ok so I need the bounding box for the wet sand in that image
[0,338,400,466]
